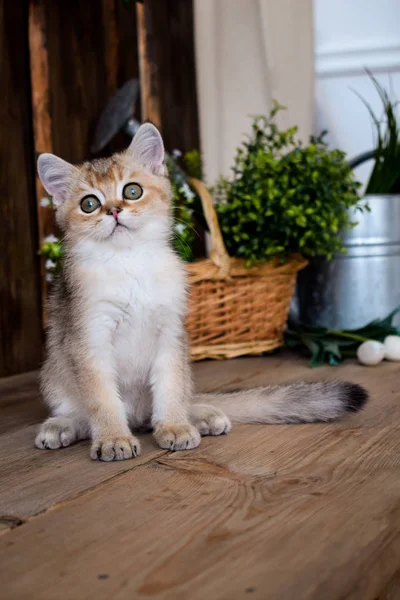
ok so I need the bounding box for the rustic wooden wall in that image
[0,0,42,377]
[1,0,199,377]
[44,0,199,161]
[138,0,199,153]
[44,0,142,162]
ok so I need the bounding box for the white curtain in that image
[194,0,314,183]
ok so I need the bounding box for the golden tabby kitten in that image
[35,123,368,461]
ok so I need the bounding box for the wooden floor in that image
[0,353,400,600]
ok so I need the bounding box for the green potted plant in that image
[295,72,400,331]
[213,102,363,264]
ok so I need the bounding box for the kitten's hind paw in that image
[90,435,141,462]
[35,416,79,450]
[153,423,201,451]
[191,404,232,436]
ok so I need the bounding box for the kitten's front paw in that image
[154,423,201,451]
[91,435,141,462]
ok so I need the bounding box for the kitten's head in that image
[37,123,172,248]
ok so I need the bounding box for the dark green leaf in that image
[284,306,400,366]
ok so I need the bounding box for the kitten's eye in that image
[80,195,101,214]
[123,182,143,201]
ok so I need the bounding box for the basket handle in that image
[188,177,231,277]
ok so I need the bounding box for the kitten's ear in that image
[126,123,165,175]
[37,153,78,207]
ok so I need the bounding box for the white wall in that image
[194,0,314,184]
[314,0,400,190]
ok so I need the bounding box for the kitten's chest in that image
[111,281,160,379]
[84,251,185,377]
[93,256,180,327]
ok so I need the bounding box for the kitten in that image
[35,123,368,462]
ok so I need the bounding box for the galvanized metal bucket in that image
[291,194,400,329]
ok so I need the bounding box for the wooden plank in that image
[98,0,142,156]
[136,0,162,128]
[161,0,200,153]
[0,423,168,521]
[1,354,400,524]
[136,0,199,153]
[0,420,399,599]
[113,0,141,102]
[41,0,141,161]
[101,0,118,98]
[0,371,44,434]
[0,0,42,376]
[28,0,54,322]
[1,353,400,600]
[0,370,39,406]
[43,1,108,163]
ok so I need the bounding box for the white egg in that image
[357,340,385,366]
[383,335,400,361]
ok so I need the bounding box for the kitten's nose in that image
[107,206,122,220]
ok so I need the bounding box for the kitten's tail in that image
[195,382,368,424]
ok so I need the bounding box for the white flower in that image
[174,223,186,235]
[40,197,51,207]
[180,183,195,200]
[45,273,53,283]
[45,259,56,270]
[44,234,59,244]
[173,149,182,158]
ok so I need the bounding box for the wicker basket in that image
[185,178,307,361]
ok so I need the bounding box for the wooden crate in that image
[1,0,199,375]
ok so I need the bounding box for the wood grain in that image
[101,0,142,156]
[0,425,399,599]
[0,0,42,376]
[101,0,118,98]
[44,1,109,164]
[159,0,200,153]
[28,0,54,323]
[136,0,199,153]
[0,424,168,520]
[0,371,44,434]
[136,0,162,128]
[1,354,400,599]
